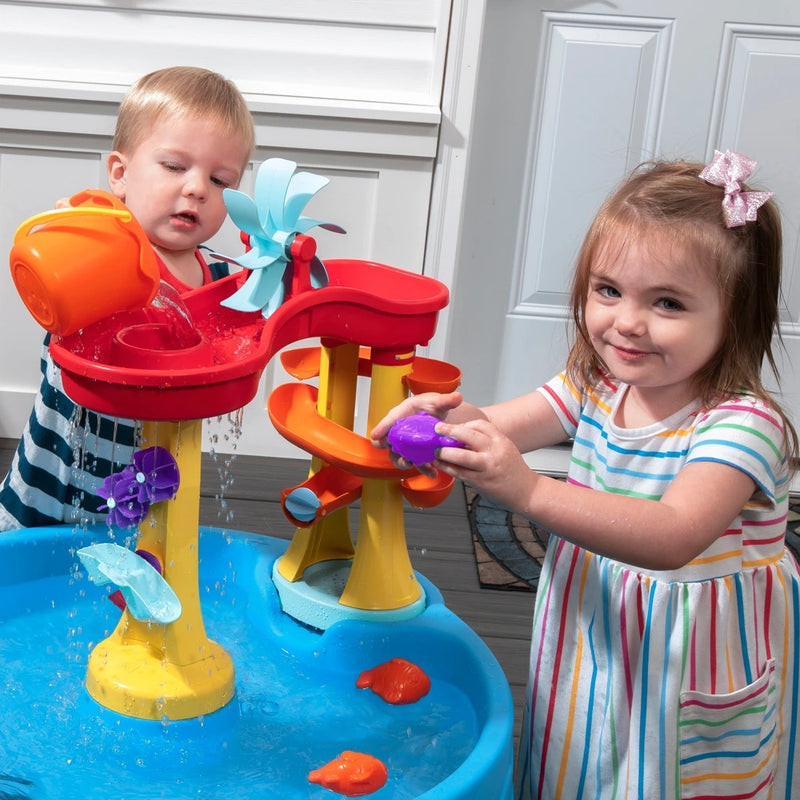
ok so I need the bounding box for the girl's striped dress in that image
[516,373,800,800]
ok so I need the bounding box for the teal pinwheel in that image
[217,158,344,318]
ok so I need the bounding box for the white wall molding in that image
[1,1,450,108]
[12,0,445,28]
[423,0,485,360]
[1,82,441,159]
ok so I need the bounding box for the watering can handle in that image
[13,206,133,244]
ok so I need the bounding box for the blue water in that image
[0,528,491,799]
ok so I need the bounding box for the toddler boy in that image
[0,66,255,529]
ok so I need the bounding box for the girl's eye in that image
[162,162,184,173]
[211,176,231,189]
[658,297,684,312]
[596,284,620,299]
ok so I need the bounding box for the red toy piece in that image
[356,657,431,705]
[308,751,388,796]
[49,253,451,422]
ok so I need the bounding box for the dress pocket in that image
[678,659,777,799]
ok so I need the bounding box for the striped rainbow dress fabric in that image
[515,373,799,800]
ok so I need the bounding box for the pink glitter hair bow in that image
[698,149,773,228]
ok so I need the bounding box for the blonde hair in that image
[112,66,254,170]
[566,159,798,461]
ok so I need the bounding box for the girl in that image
[372,151,800,799]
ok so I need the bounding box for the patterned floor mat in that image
[467,484,800,592]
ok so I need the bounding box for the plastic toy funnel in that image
[110,322,214,369]
[9,190,160,336]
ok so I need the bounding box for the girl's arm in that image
[369,391,483,445]
[370,390,571,474]
[481,389,572,454]
[433,416,756,571]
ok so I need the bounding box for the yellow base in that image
[84,419,234,721]
[85,630,235,721]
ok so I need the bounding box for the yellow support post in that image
[339,354,422,610]
[277,342,359,581]
[85,418,235,720]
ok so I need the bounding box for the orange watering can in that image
[9,190,160,336]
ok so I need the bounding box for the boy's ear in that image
[107,151,128,200]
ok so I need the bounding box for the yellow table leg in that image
[85,418,235,720]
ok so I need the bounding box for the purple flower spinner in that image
[131,446,181,503]
[97,470,150,528]
[387,411,465,466]
[98,446,180,528]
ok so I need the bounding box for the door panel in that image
[450,1,800,423]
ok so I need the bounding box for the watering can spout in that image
[9,189,160,336]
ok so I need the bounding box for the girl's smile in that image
[585,233,725,421]
[610,344,654,360]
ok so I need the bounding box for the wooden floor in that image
[0,439,534,758]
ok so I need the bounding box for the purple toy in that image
[97,446,180,527]
[131,446,181,503]
[387,412,465,466]
[97,470,150,528]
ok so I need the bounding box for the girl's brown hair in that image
[566,159,798,461]
[112,66,255,171]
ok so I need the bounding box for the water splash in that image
[207,411,243,527]
[146,281,197,349]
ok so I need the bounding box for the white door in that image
[444,0,800,440]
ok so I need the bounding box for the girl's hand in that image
[370,391,464,448]
[370,391,465,477]
[432,418,537,509]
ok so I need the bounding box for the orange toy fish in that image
[308,750,388,796]
[356,657,431,705]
